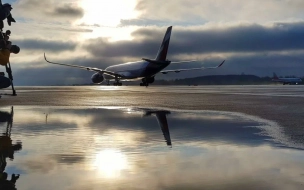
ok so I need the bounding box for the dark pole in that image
[5,62,16,95]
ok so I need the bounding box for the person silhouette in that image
[0,1,16,29]
[0,107,21,189]
[0,30,20,91]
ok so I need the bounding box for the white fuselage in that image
[104,60,169,81]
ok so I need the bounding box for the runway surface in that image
[0,85,303,190]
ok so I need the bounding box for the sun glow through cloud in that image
[79,0,138,27]
[77,0,139,40]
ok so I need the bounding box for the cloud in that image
[119,18,206,27]
[52,4,84,18]
[20,154,85,173]
[51,154,85,164]
[5,0,304,84]
[78,23,101,27]
[14,39,78,52]
[21,158,57,173]
[134,0,304,23]
[14,0,84,21]
[85,37,159,58]
[86,22,304,58]
[6,21,304,85]
[49,27,93,33]
[77,22,304,78]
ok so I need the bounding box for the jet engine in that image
[91,73,104,84]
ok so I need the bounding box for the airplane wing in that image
[160,60,225,74]
[44,53,119,77]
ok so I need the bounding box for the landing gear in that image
[106,80,110,86]
[113,82,122,86]
[113,77,122,86]
[140,78,148,87]
[140,82,148,87]
[140,77,154,87]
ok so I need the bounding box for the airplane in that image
[44,26,225,87]
[272,72,302,85]
[143,110,172,147]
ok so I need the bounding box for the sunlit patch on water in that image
[92,149,129,178]
[0,106,303,190]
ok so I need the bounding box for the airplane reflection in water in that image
[0,107,21,190]
[143,110,172,147]
[0,107,303,190]
[46,108,173,147]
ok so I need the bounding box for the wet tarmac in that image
[0,86,303,189]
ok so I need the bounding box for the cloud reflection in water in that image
[0,106,303,190]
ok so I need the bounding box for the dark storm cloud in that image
[15,0,84,20]
[14,39,77,52]
[86,22,304,58]
[10,22,304,85]
[85,37,159,58]
[168,22,304,54]
[52,4,84,18]
[119,18,206,27]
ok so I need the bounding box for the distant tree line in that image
[153,75,304,85]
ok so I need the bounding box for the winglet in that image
[44,52,50,63]
[217,60,225,68]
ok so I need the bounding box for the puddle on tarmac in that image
[0,106,303,190]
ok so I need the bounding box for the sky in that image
[4,0,304,85]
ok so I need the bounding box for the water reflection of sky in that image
[0,106,304,190]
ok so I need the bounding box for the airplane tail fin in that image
[273,72,279,79]
[155,26,172,61]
